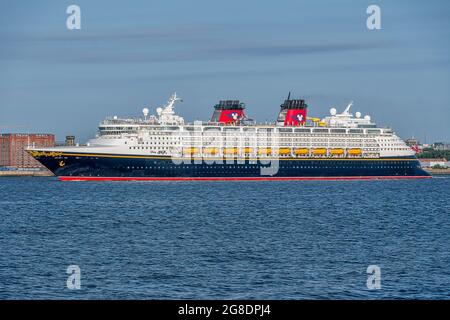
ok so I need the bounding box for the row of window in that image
[117,164,414,170]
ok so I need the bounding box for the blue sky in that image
[0,0,449,143]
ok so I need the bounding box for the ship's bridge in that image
[97,93,184,136]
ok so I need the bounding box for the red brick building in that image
[0,134,55,168]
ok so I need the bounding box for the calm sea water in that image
[0,176,449,299]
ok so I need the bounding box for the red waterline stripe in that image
[59,176,432,181]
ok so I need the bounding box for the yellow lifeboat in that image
[313,148,327,155]
[224,147,238,155]
[330,148,344,155]
[244,147,253,153]
[294,148,309,155]
[258,148,272,155]
[348,148,362,155]
[278,148,291,155]
[203,147,218,155]
[183,147,199,155]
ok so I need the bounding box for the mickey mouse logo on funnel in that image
[219,110,244,123]
[284,109,307,126]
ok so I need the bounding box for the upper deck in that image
[96,96,391,138]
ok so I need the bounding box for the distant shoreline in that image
[0,170,54,177]
[424,168,450,175]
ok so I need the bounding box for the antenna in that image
[287,91,291,100]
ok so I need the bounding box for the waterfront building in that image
[0,133,55,168]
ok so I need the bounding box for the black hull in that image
[31,152,430,180]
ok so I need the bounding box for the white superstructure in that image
[33,93,414,159]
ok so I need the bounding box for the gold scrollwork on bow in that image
[28,151,63,157]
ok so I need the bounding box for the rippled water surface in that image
[0,176,449,299]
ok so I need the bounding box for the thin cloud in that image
[0,22,393,64]
[0,40,392,64]
[0,25,214,43]
[215,42,390,57]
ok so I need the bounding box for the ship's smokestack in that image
[277,95,308,126]
[210,100,246,124]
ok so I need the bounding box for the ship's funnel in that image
[210,100,246,124]
[277,96,308,126]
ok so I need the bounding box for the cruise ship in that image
[28,93,430,180]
